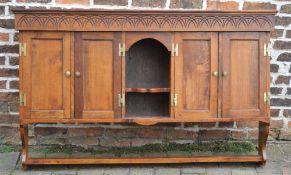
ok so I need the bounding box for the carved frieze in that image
[14,10,276,31]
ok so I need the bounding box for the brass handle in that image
[65,71,71,77]
[222,71,228,77]
[75,71,81,78]
[212,71,218,77]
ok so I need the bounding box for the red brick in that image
[9,81,19,89]
[230,131,247,140]
[0,19,14,29]
[0,33,9,41]
[275,16,291,26]
[236,121,257,128]
[136,128,164,139]
[17,0,51,2]
[0,56,5,65]
[271,29,284,38]
[288,121,291,128]
[281,4,291,14]
[278,130,291,140]
[275,76,290,85]
[271,98,291,107]
[0,45,18,53]
[13,33,19,42]
[56,0,89,5]
[218,122,234,128]
[243,2,276,10]
[0,126,20,144]
[0,101,8,112]
[105,128,136,138]
[207,1,238,10]
[133,0,166,8]
[198,130,230,140]
[270,119,284,129]
[35,126,67,136]
[197,122,216,128]
[0,114,19,124]
[269,130,279,140]
[0,92,19,101]
[248,130,258,140]
[99,138,131,147]
[68,136,99,145]
[94,0,127,6]
[273,40,291,50]
[8,102,18,112]
[283,109,291,118]
[9,57,18,66]
[271,109,280,118]
[68,127,103,137]
[0,80,6,89]
[271,87,282,95]
[184,122,216,128]
[165,129,198,140]
[286,30,291,38]
[270,64,279,73]
[170,0,203,9]
[131,139,162,147]
[277,52,291,62]
[0,69,18,77]
[0,6,4,15]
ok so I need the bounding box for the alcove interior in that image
[125,38,171,118]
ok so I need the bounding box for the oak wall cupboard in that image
[13,9,275,168]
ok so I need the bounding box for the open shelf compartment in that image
[125,38,171,118]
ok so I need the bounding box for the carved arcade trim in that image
[14,10,276,32]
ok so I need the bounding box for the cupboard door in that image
[74,32,121,119]
[175,32,218,119]
[221,32,268,118]
[22,32,71,119]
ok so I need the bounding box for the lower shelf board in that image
[24,155,263,165]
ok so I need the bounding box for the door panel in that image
[222,32,268,118]
[74,32,121,119]
[22,32,71,119]
[175,32,218,119]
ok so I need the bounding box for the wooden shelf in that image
[125,88,170,93]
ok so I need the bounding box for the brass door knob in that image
[222,71,228,77]
[65,71,71,77]
[212,71,218,77]
[75,71,81,78]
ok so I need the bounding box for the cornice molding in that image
[14,11,275,31]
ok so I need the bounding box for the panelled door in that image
[221,32,268,118]
[175,32,219,119]
[74,32,122,119]
[21,32,71,119]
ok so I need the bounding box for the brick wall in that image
[0,0,290,147]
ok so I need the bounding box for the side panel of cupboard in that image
[175,32,218,119]
[221,32,268,118]
[74,32,121,119]
[21,32,71,119]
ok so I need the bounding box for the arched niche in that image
[126,38,170,88]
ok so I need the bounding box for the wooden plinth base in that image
[24,155,263,165]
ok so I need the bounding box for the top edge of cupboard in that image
[13,9,276,32]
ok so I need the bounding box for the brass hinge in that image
[171,94,178,106]
[264,43,270,57]
[172,43,178,57]
[118,93,125,107]
[119,43,125,57]
[19,43,26,57]
[264,92,270,106]
[19,93,26,106]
